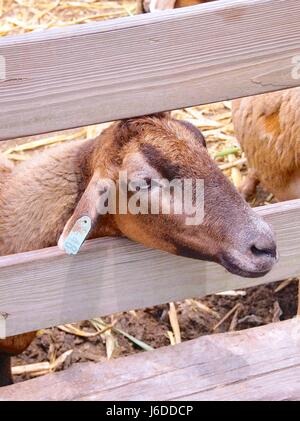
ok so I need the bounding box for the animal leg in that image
[0,353,13,387]
[239,168,260,200]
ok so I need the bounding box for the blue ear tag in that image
[63,216,92,255]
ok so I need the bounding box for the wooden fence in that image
[1,0,300,339]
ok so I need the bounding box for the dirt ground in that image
[12,278,299,383]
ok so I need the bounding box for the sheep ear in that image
[58,171,111,255]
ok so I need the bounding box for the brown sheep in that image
[232,88,300,201]
[0,114,277,385]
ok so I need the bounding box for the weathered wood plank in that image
[0,200,299,338]
[1,318,300,401]
[1,0,300,140]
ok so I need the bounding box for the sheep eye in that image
[128,177,163,192]
[137,178,152,191]
[143,177,152,188]
[129,178,151,192]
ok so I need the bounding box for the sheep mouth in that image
[218,257,271,278]
[176,245,274,278]
[218,253,275,279]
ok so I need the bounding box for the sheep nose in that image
[249,236,278,262]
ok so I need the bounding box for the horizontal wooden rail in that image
[1,318,300,401]
[0,0,300,140]
[0,200,299,337]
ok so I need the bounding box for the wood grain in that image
[0,200,299,338]
[1,318,300,401]
[1,0,300,140]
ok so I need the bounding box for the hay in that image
[0,1,137,35]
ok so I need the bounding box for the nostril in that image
[251,244,277,259]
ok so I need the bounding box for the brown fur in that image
[175,0,212,6]
[0,332,36,387]
[232,88,300,201]
[0,114,276,385]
